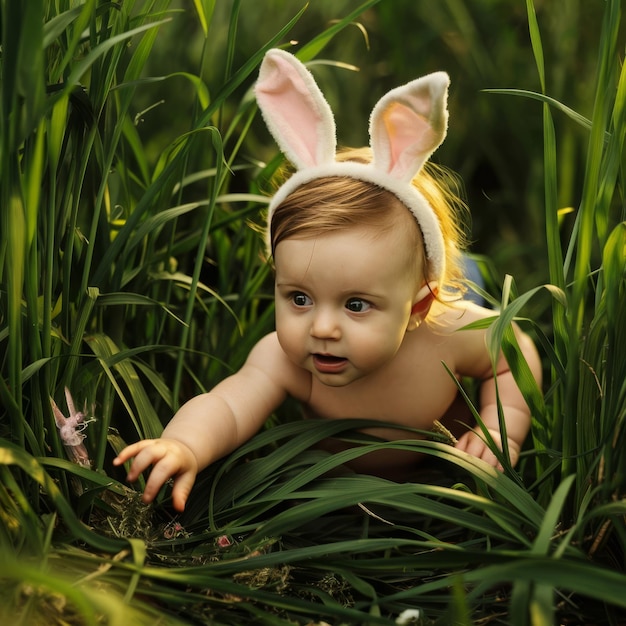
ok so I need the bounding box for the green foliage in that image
[1,0,280,466]
[521,0,625,508]
[0,0,624,624]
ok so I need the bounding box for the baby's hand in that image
[113,438,198,512]
[455,428,521,470]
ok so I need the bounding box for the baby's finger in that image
[478,446,501,469]
[124,444,170,482]
[113,439,156,465]
[466,441,488,461]
[140,453,186,503]
[171,471,196,512]
[453,432,470,452]
[455,431,482,455]
[141,474,165,504]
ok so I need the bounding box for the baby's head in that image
[256,49,466,311]
[269,148,467,296]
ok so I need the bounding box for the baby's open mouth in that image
[314,354,345,364]
[312,353,348,373]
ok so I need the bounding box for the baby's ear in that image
[408,282,438,329]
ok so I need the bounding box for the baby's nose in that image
[310,308,341,340]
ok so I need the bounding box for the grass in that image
[0,0,625,624]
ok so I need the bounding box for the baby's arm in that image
[113,333,306,510]
[455,323,542,468]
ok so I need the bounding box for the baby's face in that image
[274,225,423,387]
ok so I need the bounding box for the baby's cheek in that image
[276,324,304,363]
[357,331,403,369]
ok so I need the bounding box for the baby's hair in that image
[269,146,470,297]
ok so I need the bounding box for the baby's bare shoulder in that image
[420,300,498,376]
[428,300,498,332]
[246,332,312,400]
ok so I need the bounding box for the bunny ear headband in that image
[255,48,450,284]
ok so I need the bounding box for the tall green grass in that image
[0,0,624,624]
[523,0,625,512]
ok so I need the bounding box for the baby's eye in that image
[291,292,312,307]
[345,298,370,313]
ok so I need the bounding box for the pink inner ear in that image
[256,55,328,169]
[382,102,437,180]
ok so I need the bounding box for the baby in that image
[114,50,541,512]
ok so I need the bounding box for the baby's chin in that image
[310,370,358,388]
[307,362,375,388]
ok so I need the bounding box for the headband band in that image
[255,48,449,283]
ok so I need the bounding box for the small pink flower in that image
[163,521,190,539]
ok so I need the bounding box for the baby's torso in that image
[276,302,493,476]
[300,324,466,476]
[304,336,460,432]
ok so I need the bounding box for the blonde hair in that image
[269,147,470,295]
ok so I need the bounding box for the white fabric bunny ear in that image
[255,48,336,169]
[255,48,450,284]
[370,72,449,182]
